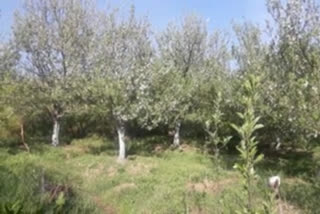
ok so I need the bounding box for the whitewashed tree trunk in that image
[51,119,60,147]
[173,121,181,147]
[117,124,126,161]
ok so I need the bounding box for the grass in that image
[0,136,319,213]
[63,138,240,213]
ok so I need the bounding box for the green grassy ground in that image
[0,136,319,213]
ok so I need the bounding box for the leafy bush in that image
[0,151,97,213]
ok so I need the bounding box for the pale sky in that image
[0,0,296,38]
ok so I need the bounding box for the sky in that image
[0,0,269,38]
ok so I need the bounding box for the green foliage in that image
[1,136,319,213]
[145,63,196,129]
[261,0,320,149]
[231,75,264,213]
[0,107,20,142]
[1,201,23,214]
[0,148,98,213]
[204,92,232,160]
[87,5,153,125]
[2,0,320,213]
[282,178,320,214]
[12,0,97,145]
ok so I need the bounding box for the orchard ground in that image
[1,136,319,214]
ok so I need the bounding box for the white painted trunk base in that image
[52,120,60,147]
[117,125,126,161]
[173,121,181,147]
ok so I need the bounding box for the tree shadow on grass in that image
[87,143,117,156]
[258,149,314,178]
[127,135,172,157]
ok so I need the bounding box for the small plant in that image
[231,74,264,213]
[262,191,277,214]
[1,201,23,214]
[204,92,231,162]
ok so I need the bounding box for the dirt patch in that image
[113,183,137,193]
[186,177,238,195]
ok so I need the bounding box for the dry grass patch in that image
[284,177,308,185]
[83,163,106,179]
[63,145,90,159]
[153,144,166,153]
[113,183,137,193]
[92,195,117,214]
[278,200,302,214]
[107,166,117,177]
[179,144,199,153]
[127,162,155,176]
[186,177,238,195]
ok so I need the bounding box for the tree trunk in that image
[173,121,181,147]
[117,123,126,161]
[20,122,30,152]
[52,119,60,147]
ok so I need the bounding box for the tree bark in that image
[173,121,181,147]
[20,122,30,152]
[52,119,60,147]
[117,123,126,161]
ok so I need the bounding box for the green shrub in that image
[0,151,97,213]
